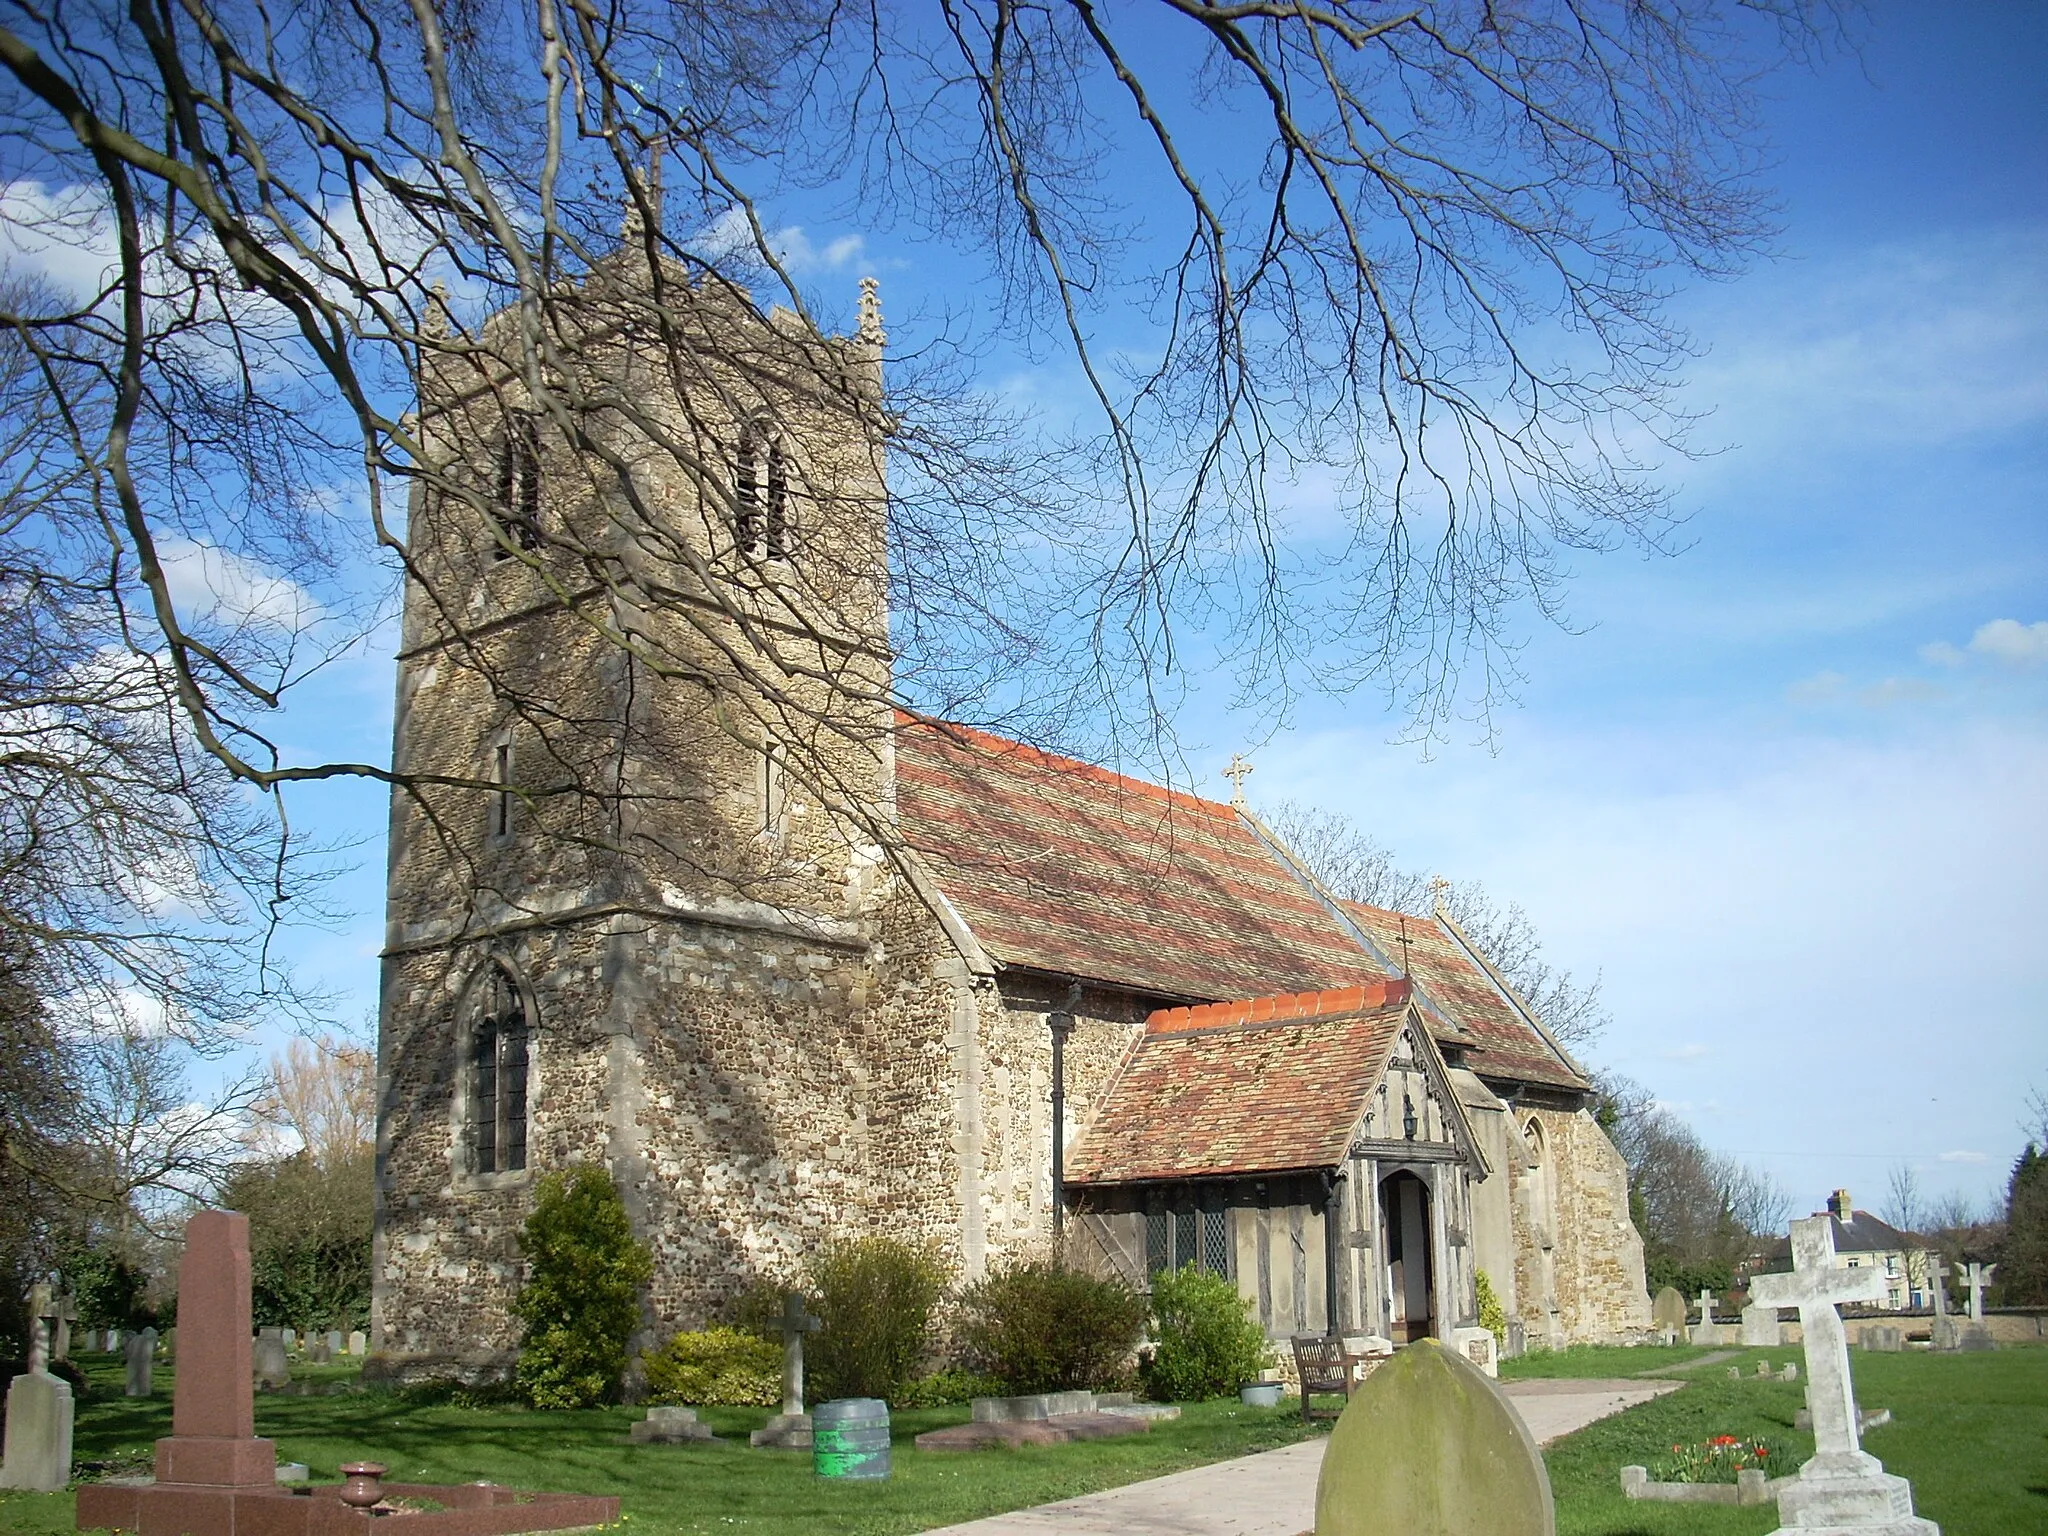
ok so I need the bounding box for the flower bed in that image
[1653,1434,1795,1483]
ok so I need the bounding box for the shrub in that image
[805,1235,951,1402]
[1143,1263,1271,1402]
[955,1258,1147,1393]
[513,1166,653,1408]
[1474,1269,1508,1346]
[643,1327,782,1407]
[892,1367,1007,1408]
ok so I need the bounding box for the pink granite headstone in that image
[153,1210,276,1487]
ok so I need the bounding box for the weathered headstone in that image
[629,1405,717,1443]
[1781,1363,1799,1382]
[750,1291,822,1450]
[1651,1286,1687,1337]
[280,1326,296,1351]
[1926,1257,1960,1351]
[106,1328,122,1354]
[126,1326,159,1397]
[1749,1215,1939,1535]
[1314,1338,1552,1536]
[307,1336,332,1364]
[1689,1288,1723,1347]
[50,1291,75,1363]
[1861,1326,1903,1353]
[1757,1360,1775,1378]
[1742,1303,1780,1347]
[0,1284,74,1491]
[1963,1262,1995,1325]
[1450,1326,1499,1378]
[254,1325,291,1390]
[347,1329,367,1356]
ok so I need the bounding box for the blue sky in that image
[258,1,2045,1223]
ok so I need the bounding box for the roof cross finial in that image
[1427,873,1451,914]
[1222,753,1253,808]
[858,276,884,345]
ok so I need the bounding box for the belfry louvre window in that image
[469,965,529,1174]
[734,418,792,561]
[490,416,542,557]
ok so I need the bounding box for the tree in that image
[2001,1144,2048,1307]
[1595,1071,1786,1283]
[1261,798,1609,1051]
[217,1035,377,1331]
[1881,1162,1923,1237]
[0,0,1842,1013]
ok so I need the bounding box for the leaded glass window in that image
[470,965,529,1174]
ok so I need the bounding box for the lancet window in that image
[468,964,530,1175]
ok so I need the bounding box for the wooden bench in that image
[1290,1334,1363,1422]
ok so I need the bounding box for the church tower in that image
[372,257,968,1370]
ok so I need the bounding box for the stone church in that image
[371,256,1649,1380]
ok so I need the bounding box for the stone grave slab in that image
[1315,1339,1551,1536]
[628,1406,717,1443]
[126,1327,159,1397]
[916,1413,1150,1451]
[346,1331,366,1357]
[1450,1326,1499,1378]
[255,1326,291,1389]
[1742,1304,1781,1347]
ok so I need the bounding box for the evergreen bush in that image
[642,1326,782,1407]
[1143,1263,1271,1402]
[513,1166,653,1408]
[1474,1268,1508,1346]
[954,1258,1147,1392]
[805,1235,950,1402]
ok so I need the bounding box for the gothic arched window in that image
[734,417,792,561]
[468,963,530,1174]
[490,415,543,558]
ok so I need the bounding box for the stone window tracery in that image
[467,963,529,1175]
[734,416,793,561]
[490,415,543,557]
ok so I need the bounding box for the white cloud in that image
[695,206,868,279]
[1684,227,2048,454]
[1938,1150,1988,1164]
[0,180,117,301]
[159,539,321,630]
[1967,618,2048,667]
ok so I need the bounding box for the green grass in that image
[0,1354,1320,1536]
[1500,1343,1723,1380]
[8,1345,2044,1535]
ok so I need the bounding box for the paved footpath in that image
[914,1379,1681,1536]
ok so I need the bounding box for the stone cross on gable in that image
[1749,1216,1888,1472]
[1964,1261,1996,1323]
[1695,1288,1716,1325]
[777,1291,822,1419]
[1222,754,1253,808]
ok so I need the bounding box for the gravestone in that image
[104,1328,122,1353]
[1314,1339,1551,1536]
[1650,1286,1687,1339]
[1689,1288,1723,1347]
[1749,1215,1938,1535]
[750,1292,822,1450]
[629,1405,717,1444]
[1781,1363,1799,1382]
[1757,1360,1775,1378]
[347,1330,367,1356]
[1963,1262,1995,1324]
[1449,1326,1499,1378]
[126,1326,159,1397]
[0,1283,74,1491]
[50,1291,75,1363]
[254,1326,290,1389]
[306,1336,332,1364]
[1926,1257,1959,1351]
[325,1329,345,1356]
[1861,1326,1902,1353]
[1742,1303,1780,1347]
[280,1327,296,1351]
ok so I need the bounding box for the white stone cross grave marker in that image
[1963,1262,1995,1324]
[23,1283,53,1375]
[1749,1215,1937,1534]
[1696,1288,1717,1325]
[1925,1255,1957,1349]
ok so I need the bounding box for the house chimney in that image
[1828,1189,1852,1220]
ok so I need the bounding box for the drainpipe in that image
[1323,1168,1346,1336]
[1049,1010,1074,1238]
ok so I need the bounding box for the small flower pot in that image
[1239,1382,1284,1408]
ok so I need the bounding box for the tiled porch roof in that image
[1064,982,1413,1185]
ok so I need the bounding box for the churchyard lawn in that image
[5,1344,2041,1535]
[1515,1343,2048,1535]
